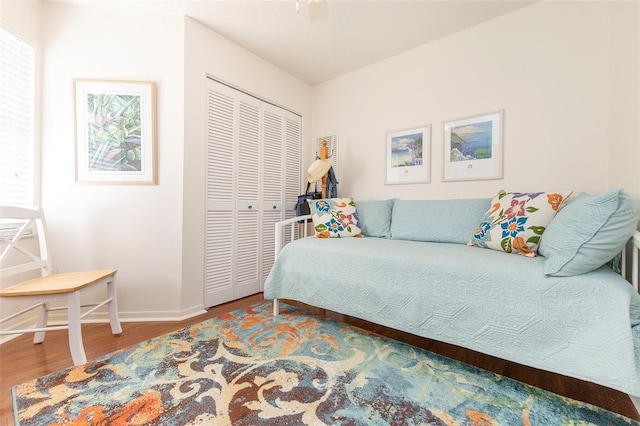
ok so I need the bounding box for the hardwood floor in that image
[1,293,638,424]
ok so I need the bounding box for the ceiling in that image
[58,0,535,85]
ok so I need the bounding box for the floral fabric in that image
[308,197,363,238]
[469,190,572,257]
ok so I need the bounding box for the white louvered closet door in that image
[205,78,301,307]
[283,113,302,244]
[260,105,284,283]
[235,94,262,299]
[260,105,303,284]
[205,82,236,306]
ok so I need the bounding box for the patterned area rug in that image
[12,302,639,425]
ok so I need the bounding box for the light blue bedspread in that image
[264,237,640,396]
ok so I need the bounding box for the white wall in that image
[38,2,187,319]
[181,17,312,311]
[608,1,640,206]
[1,3,312,322]
[312,1,633,202]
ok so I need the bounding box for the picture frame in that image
[443,110,503,182]
[385,125,431,185]
[73,79,157,184]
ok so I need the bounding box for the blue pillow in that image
[355,200,394,238]
[390,198,491,244]
[539,189,640,276]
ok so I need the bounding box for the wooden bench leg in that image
[67,291,87,366]
[107,278,122,335]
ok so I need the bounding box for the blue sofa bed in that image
[264,190,640,406]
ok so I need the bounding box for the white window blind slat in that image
[0,28,35,209]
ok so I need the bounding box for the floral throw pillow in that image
[469,190,572,257]
[308,198,363,238]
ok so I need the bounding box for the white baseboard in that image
[118,305,208,322]
[56,304,208,323]
[630,394,640,417]
[0,304,208,344]
[0,333,24,345]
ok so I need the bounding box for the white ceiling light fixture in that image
[296,0,329,20]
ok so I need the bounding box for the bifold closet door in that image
[205,83,236,307]
[260,105,284,284]
[205,78,301,308]
[205,81,261,307]
[261,105,302,284]
[235,94,262,300]
[280,111,302,260]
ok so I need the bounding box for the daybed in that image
[264,189,640,408]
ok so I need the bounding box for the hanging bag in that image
[295,182,322,220]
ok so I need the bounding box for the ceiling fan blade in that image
[308,0,329,20]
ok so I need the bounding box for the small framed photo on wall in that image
[443,110,503,182]
[385,125,431,185]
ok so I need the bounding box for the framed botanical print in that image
[74,79,157,184]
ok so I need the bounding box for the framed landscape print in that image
[74,79,157,184]
[385,125,431,185]
[443,110,503,182]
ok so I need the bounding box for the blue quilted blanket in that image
[264,237,640,396]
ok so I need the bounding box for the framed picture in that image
[73,79,157,184]
[385,126,431,185]
[443,110,503,182]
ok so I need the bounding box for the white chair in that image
[0,206,122,365]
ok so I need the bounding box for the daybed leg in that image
[273,299,279,316]
[630,394,640,417]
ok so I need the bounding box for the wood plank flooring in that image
[1,293,638,424]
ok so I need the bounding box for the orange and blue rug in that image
[12,302,639,425]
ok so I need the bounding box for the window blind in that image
[0,27,35,208]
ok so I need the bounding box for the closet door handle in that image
[248,205,253,209]
[273,205,277,209]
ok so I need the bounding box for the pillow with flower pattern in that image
[469,190,572,257]
[308,198,363,238]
